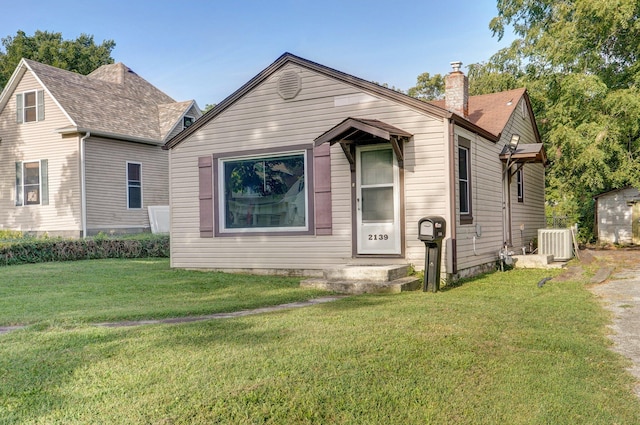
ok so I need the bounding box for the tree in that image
[406,72,445,100]
[451,0,640,241]
[0,30,116,90]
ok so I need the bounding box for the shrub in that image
[0,229,24,241]
[0,234,169,267]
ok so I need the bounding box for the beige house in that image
[164,53,546,280]
[0,59,201,237]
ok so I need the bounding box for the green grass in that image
[1,262,639,424]
[0,258,327,326]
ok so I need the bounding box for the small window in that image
[127,162,142,209]
[183,116,195,129]
[23,161,41,204]
[24,92,37,122]
[458,137,473,224]
[16,90,44,123]
[517,168,524,202]
[218,151,307,233]
[15,159,48,206]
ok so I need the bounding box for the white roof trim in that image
[0,59,77,127]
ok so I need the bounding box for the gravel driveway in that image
[587,248,640,398]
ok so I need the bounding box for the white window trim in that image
[517,167,524,203]
[126,161,143,209]
[20,90,41,123]
[217,150,309,234]
[21,160,42,206]
[183,115,195,130]
[459,146,471,215]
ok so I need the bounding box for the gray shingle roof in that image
[23,59,196,143]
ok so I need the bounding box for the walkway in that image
[0,296,345,335]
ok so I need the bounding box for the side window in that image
[217,150,307,233]
[517,168,524,203]
[15,160,48,206]
[458,136,473,224]
[183,116,195,130]
[127,162,142,209]
[16,90,45,123]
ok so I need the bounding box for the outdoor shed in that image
[164,53,546,280]
[595,187,640,245]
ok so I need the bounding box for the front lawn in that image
[0,258,327,326]
[1,260,639,424]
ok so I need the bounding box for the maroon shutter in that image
[314,144,332,235]
[198,156,214,237]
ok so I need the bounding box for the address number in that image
[368,234,389,241]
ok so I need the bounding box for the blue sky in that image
[1,0,515,108]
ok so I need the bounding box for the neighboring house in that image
[594,187,640,245]
[164,53,546,280]
[0,59,201,237]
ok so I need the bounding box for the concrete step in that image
[513,254,565,269]
[323,264,410,283]
[300,275,421,295]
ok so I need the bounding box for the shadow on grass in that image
[0,330,124,423]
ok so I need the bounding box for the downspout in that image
[80,132,90,238]
[447,119,457,274]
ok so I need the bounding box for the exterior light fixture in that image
[508,134,520,152]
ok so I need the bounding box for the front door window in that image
[356,145,401,255]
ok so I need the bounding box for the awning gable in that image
[314,117,413,168]
[499,143,547,166]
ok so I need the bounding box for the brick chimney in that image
[445,61,469,118]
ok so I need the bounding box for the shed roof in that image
[499,143,547,165]
[314,117,413,146]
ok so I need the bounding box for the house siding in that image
[0,70,81,236]
[506,98,546,251]
[85,137,168,234]
[452,96,545,275]
[453,128,504,273]
[169,63,448,273]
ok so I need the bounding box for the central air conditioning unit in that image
[538,228,574,261]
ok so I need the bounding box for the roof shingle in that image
[23,59,195,142]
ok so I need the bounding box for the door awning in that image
[314,117,413,168]
[499,143,547,166]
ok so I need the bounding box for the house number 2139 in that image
[368,234,389,241]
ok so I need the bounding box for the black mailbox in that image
[418,216,446,292]
[418,216,446,242]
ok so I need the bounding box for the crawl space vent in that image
[277,70,301,100]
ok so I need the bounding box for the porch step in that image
[300,265,421,295]
[323,264,411,282]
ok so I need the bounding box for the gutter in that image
[58,127,162,146]
[80,132,90,238]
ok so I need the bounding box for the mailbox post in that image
[418,216,446,292]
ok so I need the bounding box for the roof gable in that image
[164,53,539,150]
[430,87,537,140]
[0,58,198,144]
